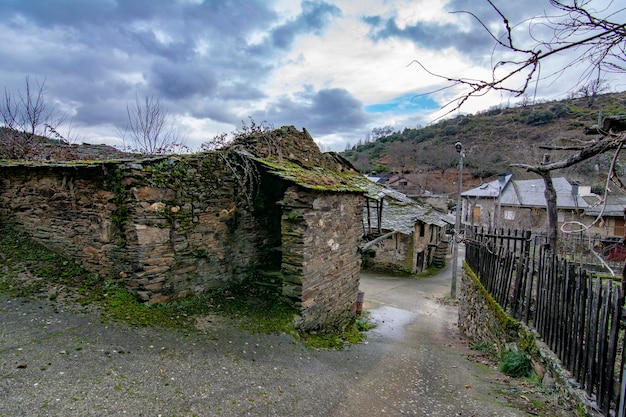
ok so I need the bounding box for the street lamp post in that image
[451,142,465,299]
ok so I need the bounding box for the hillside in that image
[341,91,626,195]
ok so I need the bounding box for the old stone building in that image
[0,126,365,331]
[360,180,453,274]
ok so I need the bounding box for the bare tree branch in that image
[414,1,626,116]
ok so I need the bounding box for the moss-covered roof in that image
[228,126,367,193]
[244,152,365,193]
[360,176,454,234]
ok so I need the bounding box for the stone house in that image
[361,180,453,274]
[382,173,423,196]
[583,194,626,238]
[461,174,593,232]
[0,126,365,332]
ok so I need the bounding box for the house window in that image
[419,223,425,237]
[473,206,481,224]
[504,210,515,220]
[614,218,625,237]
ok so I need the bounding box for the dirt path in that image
[0,260,566,416]
[325,267,531,417]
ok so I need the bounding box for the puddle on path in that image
[368,305,418,339]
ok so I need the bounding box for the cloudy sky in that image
[1,0,624,151]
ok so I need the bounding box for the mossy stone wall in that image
[0,164,128,278]
[0,152,364,331]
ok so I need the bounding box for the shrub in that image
[526,110,556,125]
[500,349,533,378]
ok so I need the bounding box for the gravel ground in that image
[0,265,572,417]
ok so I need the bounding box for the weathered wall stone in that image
[280,186,362,331]
[364,233,414,273]
[0,164,128,276]
[458,262,519,348]
[0,157,265,303]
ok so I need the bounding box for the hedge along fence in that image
[459,262,594,415]
[463,228,624,417]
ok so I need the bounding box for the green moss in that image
[0,224,90,298]
[300,314,373,349]
[286,210,299,222]
[464,261,520,337]
[253,156,364,193]
[146,159,192,191]
[0,218,370,348]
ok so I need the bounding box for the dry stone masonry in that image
[0,126,365,331]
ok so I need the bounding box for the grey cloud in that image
[150,61,218,100]
[181,0,277,35]
[362,0,554,60]
[0,0,285,125]
[0,1,418,151]
[253,87,368,135]
[270,1,341,49]
[248,1,341,55]
[218,82,266,102]
[129,30,193,62]
[363,16,493,56]
[75,98,130,127]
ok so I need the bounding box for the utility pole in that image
[451,142,465,299]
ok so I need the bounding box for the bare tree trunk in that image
[537,169,558,251]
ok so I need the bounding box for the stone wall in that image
[280,187,363,331]
[364,232,414,274]
[0,155,266,303]
[458,262,520,348]
[0,136,365,330]
[0,163,127,276]
[119,155,268,302]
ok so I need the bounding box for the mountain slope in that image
[341,92,626,195]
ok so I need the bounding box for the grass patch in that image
[416,266,443,278]
[0,225,90,297]
[500,349,534,378]
[471,341,495,354]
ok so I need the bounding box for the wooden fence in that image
[464,227,624,416]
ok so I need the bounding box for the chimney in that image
[498,173,506,184]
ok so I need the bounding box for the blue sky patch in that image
[365,93,439,114]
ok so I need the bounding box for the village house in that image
[360,178,453,274]
[382,173,423,196]
[0,126,367,332]
[583,194,626,238]
[461,174,594,232]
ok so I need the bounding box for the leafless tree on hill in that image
[572,78,610,108]
[121,94,187,155]
[0,76,69,159]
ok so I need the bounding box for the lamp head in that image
[455,142,463,153]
